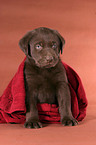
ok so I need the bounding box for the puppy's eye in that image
[52,43,57,49]
[35,44,43,50]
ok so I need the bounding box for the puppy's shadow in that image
[79,114,96,125]
[42,123,49,128]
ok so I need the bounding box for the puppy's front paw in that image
[61,116,78,126]
[24,121,43,129]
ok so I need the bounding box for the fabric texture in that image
[0,58,88,124]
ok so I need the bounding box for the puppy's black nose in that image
[46,55,53,62]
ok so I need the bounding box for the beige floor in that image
[0,0,96,144]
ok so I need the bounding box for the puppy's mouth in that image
[35,58,59,68]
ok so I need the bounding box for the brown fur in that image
[19,27,78,129]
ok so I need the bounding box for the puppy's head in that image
[19,27,65,68]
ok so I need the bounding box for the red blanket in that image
[0,58,88,124]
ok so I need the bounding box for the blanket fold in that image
[0,58,88,124]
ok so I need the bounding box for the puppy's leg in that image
[24,97,42,129]
[57,83,78,126]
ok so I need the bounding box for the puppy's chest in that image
[36,73,56,92]
[27,70,57,103]
[37,76,56,103]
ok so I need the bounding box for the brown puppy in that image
[19,27,78,129]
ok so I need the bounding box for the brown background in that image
[0,0,96,144]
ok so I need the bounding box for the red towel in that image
[0,58,88,124]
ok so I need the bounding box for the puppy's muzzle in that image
[46,55,53,63]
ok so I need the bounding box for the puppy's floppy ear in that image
[54,30,65,54]
[19,30,35,57]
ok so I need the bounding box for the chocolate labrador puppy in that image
[19,27,78,129]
